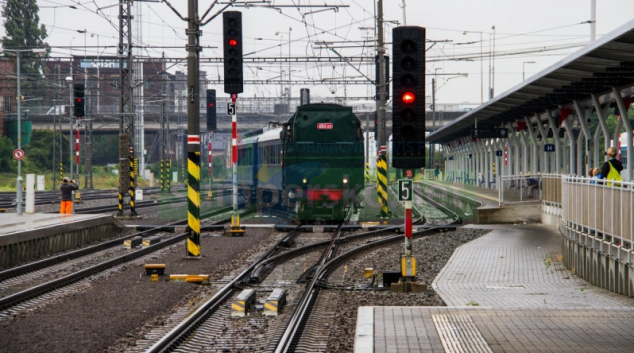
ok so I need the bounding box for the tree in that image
[92,135,120,165]
[2,0,50,102]
[22,129,69,172]
[0,136,16,172]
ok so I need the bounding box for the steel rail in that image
[144,224,303,353]
[0,206,238,310]
[273,199,459,352]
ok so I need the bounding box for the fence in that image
[542,174,562,206]
[499,174,542,205]
[562,175,634,245]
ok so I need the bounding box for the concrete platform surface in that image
[434,224,634,308]
[0,213,115,236]
[421,180,541,209]
[356,306,634,353]
[355,224,634,352]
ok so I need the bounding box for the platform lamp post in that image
[91,33,100,113]
[66,76,73,182]
[523,61,535,81]
[2,47,47,215]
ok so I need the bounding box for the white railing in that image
[499,174,543,205]
[562,175,634,245]
[541,174,563,206]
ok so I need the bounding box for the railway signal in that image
[392,26,426,169]
[223,11,243,94]
[206,89,216,131]
[73,83,85,117]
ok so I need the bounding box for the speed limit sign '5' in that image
[398,179,413,202]
[13,149,24,160]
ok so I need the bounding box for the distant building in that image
[0,57,16,137]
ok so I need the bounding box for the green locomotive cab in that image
[282,103,365,221]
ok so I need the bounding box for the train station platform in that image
[419,180,541,224]
[0,213,124,269]
[354,224,634,352]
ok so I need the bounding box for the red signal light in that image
[229,38,238,47]
[401,92,415,104]
[209,103,214,107]
[76,98,82,103]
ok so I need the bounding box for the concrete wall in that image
[476,204,542,224]
[0,218,123,269]
[561,223,634,297]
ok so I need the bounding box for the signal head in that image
[401,92,415,104]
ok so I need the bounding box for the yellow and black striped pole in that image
[186,135,201,258]
[160,160,164,192]
[366,162,370,183]
[167,160,171,191]
[377,149,388,217]
[59,161,64,184]
[129,153,137,216]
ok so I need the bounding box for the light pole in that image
[91,33,100,113]
[70,37,76,79]
[433,68,441,130]
[463,31,484,104]
[275,28,292,111]
[2,48,47,215]
[522,61,536,81]
[66,76,73,182]
[491,25,496,99]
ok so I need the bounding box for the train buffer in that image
[123,235,142,249]
[231,289,256,317]
[263,288,287,317]
[169,274,210,285]
[144,264,166,276]
[142,235,161,248]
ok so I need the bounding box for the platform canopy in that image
[426,19,634,144]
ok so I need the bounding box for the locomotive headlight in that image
[302,178,307,184]
[343,178,348,184]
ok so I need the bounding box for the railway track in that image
[135,200,435,353]
[0,205,238,318]
[131,189,460,353]
[0,182,232,209]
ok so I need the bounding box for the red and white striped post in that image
[208,140,212,177]
[75,123,80,166]
[231,94,237,212]
[230,94,243,234]
[405,201,412,240]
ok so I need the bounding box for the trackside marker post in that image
[393,178,426,293]
[230,95,244,235]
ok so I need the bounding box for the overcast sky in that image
[8,0,634,107]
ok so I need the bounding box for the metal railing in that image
[562,175,634,245]
[541,174,562,206]
[499,174,542,205]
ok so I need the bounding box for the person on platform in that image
[590,168,602,184]
[526,173,539,198]
[60,177,78,214]
[600,147,623,186]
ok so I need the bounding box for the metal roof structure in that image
[426,19,634,143]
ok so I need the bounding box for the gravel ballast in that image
[324,227,489,353]
[0,227,272,353]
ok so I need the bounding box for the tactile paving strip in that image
[432,314,493,353]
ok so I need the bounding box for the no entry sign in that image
[13,149,24,160]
